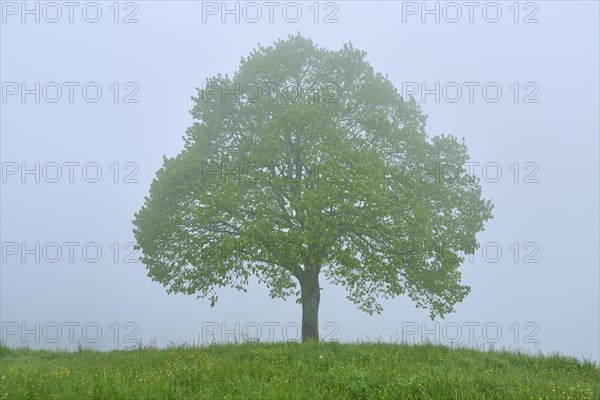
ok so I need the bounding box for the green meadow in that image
[1,342,598,399]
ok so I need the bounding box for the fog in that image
[1,1,598,363]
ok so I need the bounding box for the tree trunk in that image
[300,270,321,342]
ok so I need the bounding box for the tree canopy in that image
[132,34,493,341]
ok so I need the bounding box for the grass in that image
[0,341,598,399]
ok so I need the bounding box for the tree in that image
[132,34,493,342]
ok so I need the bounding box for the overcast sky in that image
[1,1,598,363]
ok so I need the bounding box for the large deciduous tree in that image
[132,34,493,342]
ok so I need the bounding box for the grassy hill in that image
[1,342,598,399]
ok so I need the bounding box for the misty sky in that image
[1,1,599,363]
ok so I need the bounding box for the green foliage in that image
[132,33,493,318]
[1,343,597,399]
